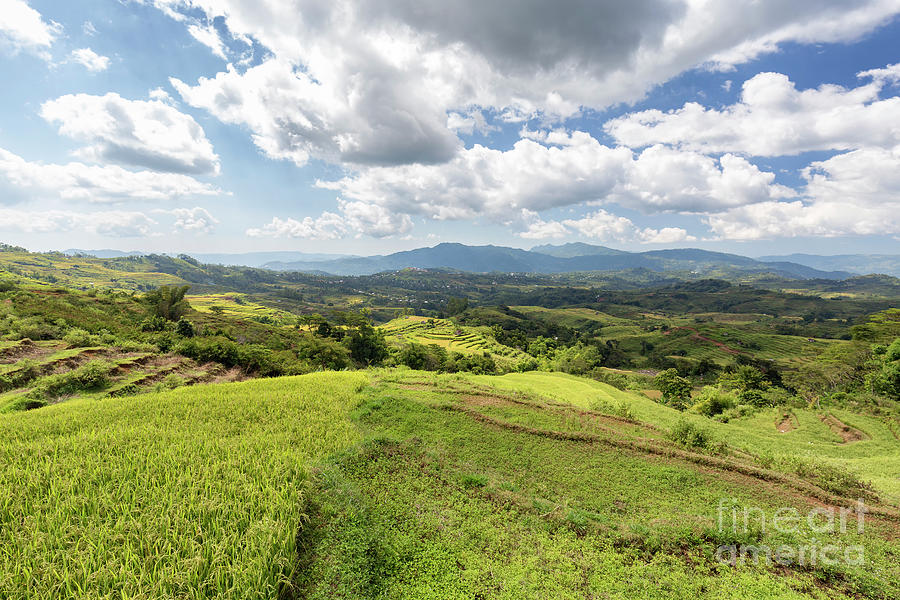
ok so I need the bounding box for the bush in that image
[175,336,306,377]
[654,368,692,410]
[140,315,170,332]
[667,418,720,452]
[28,360,113,400]
[63,328,97,348]
[295,335,352,370]
[175,318,195,338]
[690,386,735,417]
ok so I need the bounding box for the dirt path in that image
[777,413,796,433]
[668,327,742,355]
[820,414,869,443]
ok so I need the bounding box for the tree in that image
[445,297,469,316]
[144,285,191,321]
[175,318,195,338]
[654,368,692,411]
[344,324,389,366]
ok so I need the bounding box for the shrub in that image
[63,328,97,348]
[28,360,113,400]
[162,374,186,389]
[654,368,692,410]
[690,386,735,417]
[175,318,195,338]
[667,418,719,452]
[140,315,170,332]
[295,335,352,370]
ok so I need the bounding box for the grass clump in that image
[666,417,721,452]
[27,360,114,400]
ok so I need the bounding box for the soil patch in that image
[820,414,868,443]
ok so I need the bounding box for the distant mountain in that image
[64,249,354,268]
[65,249,145,258]
[189,251,355,268]
[759,254,900,277]
[262,242,851,279]
[530,242,627,258]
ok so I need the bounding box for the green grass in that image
[3,368,899,598]
[0,371,368,598]
[381,315,525,360]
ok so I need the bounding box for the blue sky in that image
[1,0,899,257]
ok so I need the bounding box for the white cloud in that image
[605,68,900,155]
[246,214,347,240]
[187,22,227,60]
[0,147,222,203]
[0,208,156,237]
[83,20,98,36]
[69,47,110,72]
[314,133,789,235]
[40,92,220,175]
[151,0,900,168]
[247,198,413,239]
[519,208,695,244]
[0,0,61,58]
[706,145,900,239]
[171,58,461,167]
[166,206,219,233]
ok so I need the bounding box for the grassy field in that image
[0,372,368,598]
[3,369,899,598]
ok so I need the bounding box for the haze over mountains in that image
[257,243,855,278]
[63,243,900,279]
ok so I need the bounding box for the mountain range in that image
[258,242,853,279]
[758,253,900,277]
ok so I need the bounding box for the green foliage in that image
[175,337,305,377]
[397,342,447,371]
[666,418,719,451]
[654,368,692,410]
[295,334,352,370]
[143,285,191,321]
[62,327,97,347]
[444,296,468,316]
[140,315,170,332]
[27,360,114,400]
[690,386,736,417]
[174,317,195,338]
[344,324,389,366]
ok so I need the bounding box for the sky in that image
[1,0,899,257]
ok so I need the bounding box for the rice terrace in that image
[3,1,900,598]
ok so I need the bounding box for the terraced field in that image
[188,293,299,326]
[381,315,525,359]
[0,341,237,412]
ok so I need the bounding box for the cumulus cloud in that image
[40,92,220,175]
[165,206,219,233]
[0,0,61,59]
[605,68,900,155]
[0,208,156,237]
[0,147,222,203]
[69,47,110,72]
[313,133,789,237]
[520,208,695,244]
[247,198,413,239]
[171,58,461,167]
[706,145,900,239]
[152,0,900,168]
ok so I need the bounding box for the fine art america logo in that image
[715,498,867,567]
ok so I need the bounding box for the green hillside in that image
[2,370,899,598]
